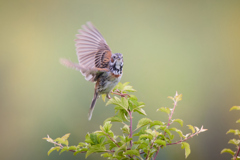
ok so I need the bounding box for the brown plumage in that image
[60,22,124,120]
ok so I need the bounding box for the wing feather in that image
[75,22,112,82]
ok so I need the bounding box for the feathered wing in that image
[75,22,112,82]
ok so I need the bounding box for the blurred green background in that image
[1,0,240,159]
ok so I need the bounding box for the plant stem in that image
[146,136,156,160]
[167,101,177,128]
[107,134,120,147]
[129,110,133,148]
[51,141,76,152]
[153,147,160,160]
[154,100,178,159]
[235,145,240,160]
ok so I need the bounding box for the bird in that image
[60,22,124,120]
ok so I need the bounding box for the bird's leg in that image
[111,90,130,98]
[107,94,111,99]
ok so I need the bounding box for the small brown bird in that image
[60,22,123,120]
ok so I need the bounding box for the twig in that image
[154,100,178,160]
[51,141,76,152]
[107,134,120,147]
[234,145,240,160]
[129,110,133,148]
[146,136,157,160]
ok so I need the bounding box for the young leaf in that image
[43,135,54,143]
[175,93,182,102]
[228,139,240,146]
[48,146,61,156]
[169,127,184,137]
[226,129,240,135]
[236,119,240,123]
[230,106,240,111]
[137,118,152,128]
[172,119,183,127]
[122,124,130,134]
[103,121,112,133]
[139,134,153,140]
[90,133,99,145]
[59,146,69,154]
[54,137,69,146]
[123,85,136,92]
[61,133,70,140]
[181,142,191,158]
[220,148,235,155]
[101,153,112,158]
[150,120,164,128]
[187,125,195,134]
[134,107,147,116]
[104,116,123,124]
[102,94,106,102]
[85,144,106,158]
[106,96,128,111]
[157,107,171,115]
[123,149,140,156]
[154,139,166,147]
[85,133,93,144]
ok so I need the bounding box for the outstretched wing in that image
[75,22,112,81]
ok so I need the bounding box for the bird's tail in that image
[88,91,98,120]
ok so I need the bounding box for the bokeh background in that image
[1,0,240,160]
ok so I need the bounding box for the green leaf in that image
[172,119,183,127]
[154,139,166,147]
[106,96,129,111]
[123,149,140,156]
[54,138,69,146]
[131,144,139,150]
[157,107,170,114]
[98,136,106,144]
[104,116,123,124]
[86,144,106,158]
[169,127,184,137]
[118,110,129,122]
[121,97,129,109]
[103,121,112,133]
[102,94,106,102]
[122,124,130,134]
[226,129,240,135]
[134,107,147,116]
[230,106,240,111]
[220,148,235,155]
[123,85,136,92]
[59,146,69,154]
[78,142,87,147]
[228,139,240,146]
[48,146,61,156]
[90,133,99,145]
[181,142,191,158]
[113,82,124,91]
[150,120,164,128]
[85,133,93,144]
[101,153,112,158]
[175,93,182,102]
[137,118,152,128]
[61,133,70,140]
[236,119,240,123]
[187,125,195,134]
[73,148,88,155]
[139,134,153,140]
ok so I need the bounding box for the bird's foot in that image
[107,94,111,99]
[111,90,130,98]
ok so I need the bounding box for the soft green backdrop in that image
[1,0,240,160]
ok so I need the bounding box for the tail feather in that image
[88,92,98,120]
